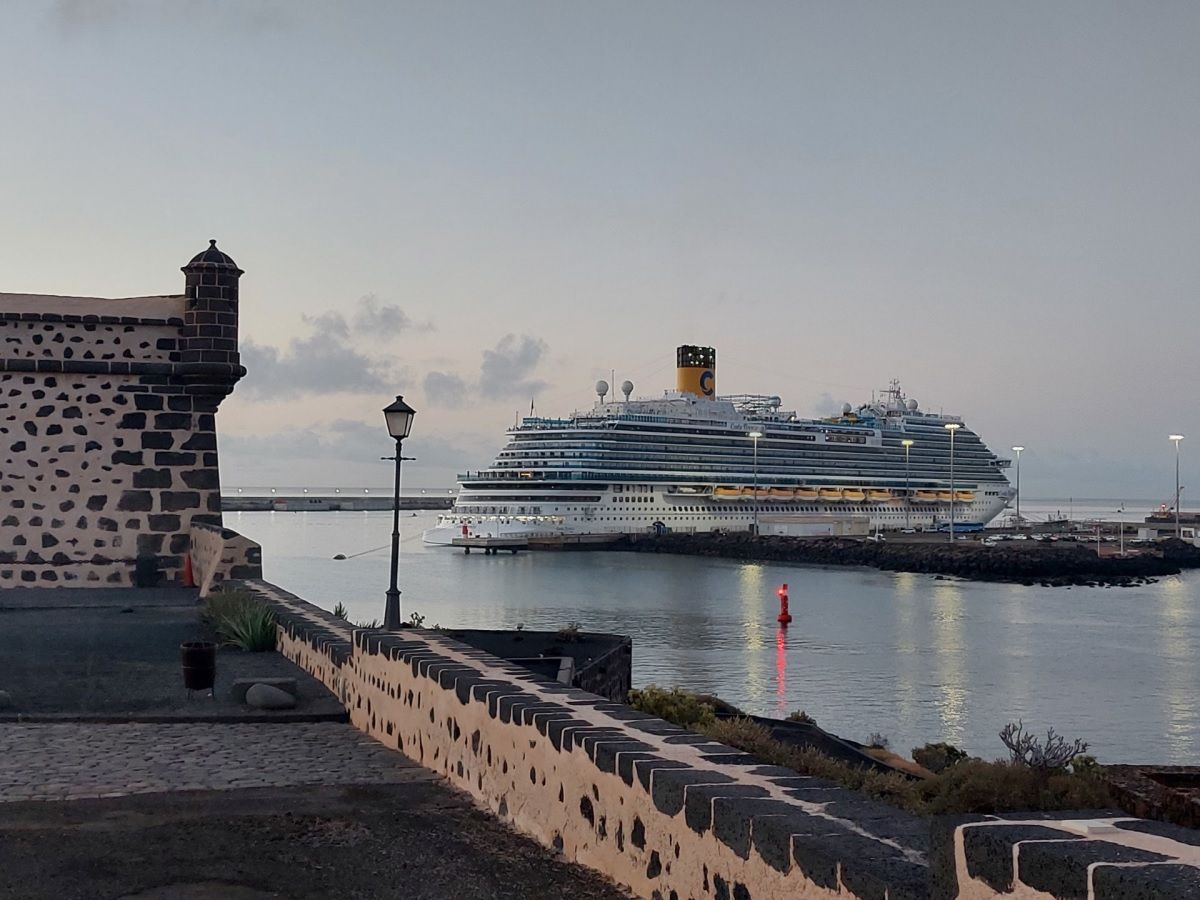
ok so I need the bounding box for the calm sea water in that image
[228,502,1199,765]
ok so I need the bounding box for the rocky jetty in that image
[622,533,1192,586]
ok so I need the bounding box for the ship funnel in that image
[676,345,716,398]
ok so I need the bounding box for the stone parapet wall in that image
[249,580,1200,899]
[190,522,263,597]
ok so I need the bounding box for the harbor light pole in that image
[944,423,961,542]
[382,395,416,630]
[1011,446,1024,532]
[749,430,763,536]
[901,439,914,530]
[1170,434,1184,538]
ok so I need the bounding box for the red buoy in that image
[777,583,792,625]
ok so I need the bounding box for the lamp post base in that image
[383,589,402,630]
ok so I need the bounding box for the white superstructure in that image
[424,346,1013,544]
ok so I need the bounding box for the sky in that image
[2,1,1198,500]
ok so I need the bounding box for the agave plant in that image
[208,595,277,652]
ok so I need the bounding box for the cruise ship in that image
[423,346,1013,544]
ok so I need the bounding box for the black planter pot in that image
[180,640,217,691]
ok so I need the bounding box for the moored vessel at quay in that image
[423,346,1014,544]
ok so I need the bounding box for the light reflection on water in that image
[231,510,1200,764]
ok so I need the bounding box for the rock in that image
[231,677,297,704]
[0,690,12,710]
[244,683,297,710]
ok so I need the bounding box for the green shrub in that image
[912,741,970,774]
[203,591,276,652]
[786,709,817,725]
[332,602,348,620]
[628,686,715,729]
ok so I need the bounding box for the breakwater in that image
[623,533,1200,586]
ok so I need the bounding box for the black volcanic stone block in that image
[683,784,771,836]
[1093,862,1200,899]
[160,491,200,511]
[140,432,174,449]
[545,716,590,751]
[517,702,568,728]
[563,726,626,754]
[1115,818,1200,846]
[590,738,654,774]
[959,823,1084,895]
[116,491,152,511]
[133,468,172,489]
[632,757,691,792]
[1018,838,1170,900]
[663,733,711,745]
[651,769,737,817]
[748,808,848,875]
[840,854,931,900]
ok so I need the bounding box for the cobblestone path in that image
[0,722,428,802]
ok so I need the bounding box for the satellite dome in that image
[596,380,610,399]
[621,380,634,399]
[906,398,918,411]
[841,403,852,414]
[769,396,782,409]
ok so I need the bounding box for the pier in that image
[222,494,454,512]
[452,534,624,553]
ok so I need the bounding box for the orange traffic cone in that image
[182,554,195,588]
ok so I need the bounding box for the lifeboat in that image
[818,487,844,501]
[713,486,741,500]
[795,487,819,500]
[769,488,796,500]
[914,490,939,502]
[955,490,975,503]
[842,488,867,502]
[936,490,954,502]
[868,489,892,501]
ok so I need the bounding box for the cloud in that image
[420,334,550,408]
[423,371,470,408]
[479,334,549,400]
[240,332,393,399]
[354,294,430,336]
[301,294,431,341]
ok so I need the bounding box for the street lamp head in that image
[901,439,914,447]
[1012,445,1024,453]
[383,395,416,440]
[748,430,764,439]
[944,422,961,431]
[1170,434,1185,443]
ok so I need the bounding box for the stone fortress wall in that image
[0,242,244,587]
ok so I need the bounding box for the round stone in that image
[244,683,297,710]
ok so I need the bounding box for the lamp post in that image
[382,395,416,630]
[901,439,914,530]
[749,430,763,535]
[1011,446,1024,532]
[944,423,961,542]
[1170,434,1184,538]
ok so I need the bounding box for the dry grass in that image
[629,686,1113,816]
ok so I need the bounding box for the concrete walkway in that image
[0,720,629,898]
[0,722,420,802]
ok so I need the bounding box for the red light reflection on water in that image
[775,626,787,715]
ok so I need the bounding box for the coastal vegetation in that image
[201,590,277,652]
[628,686,1112,815]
